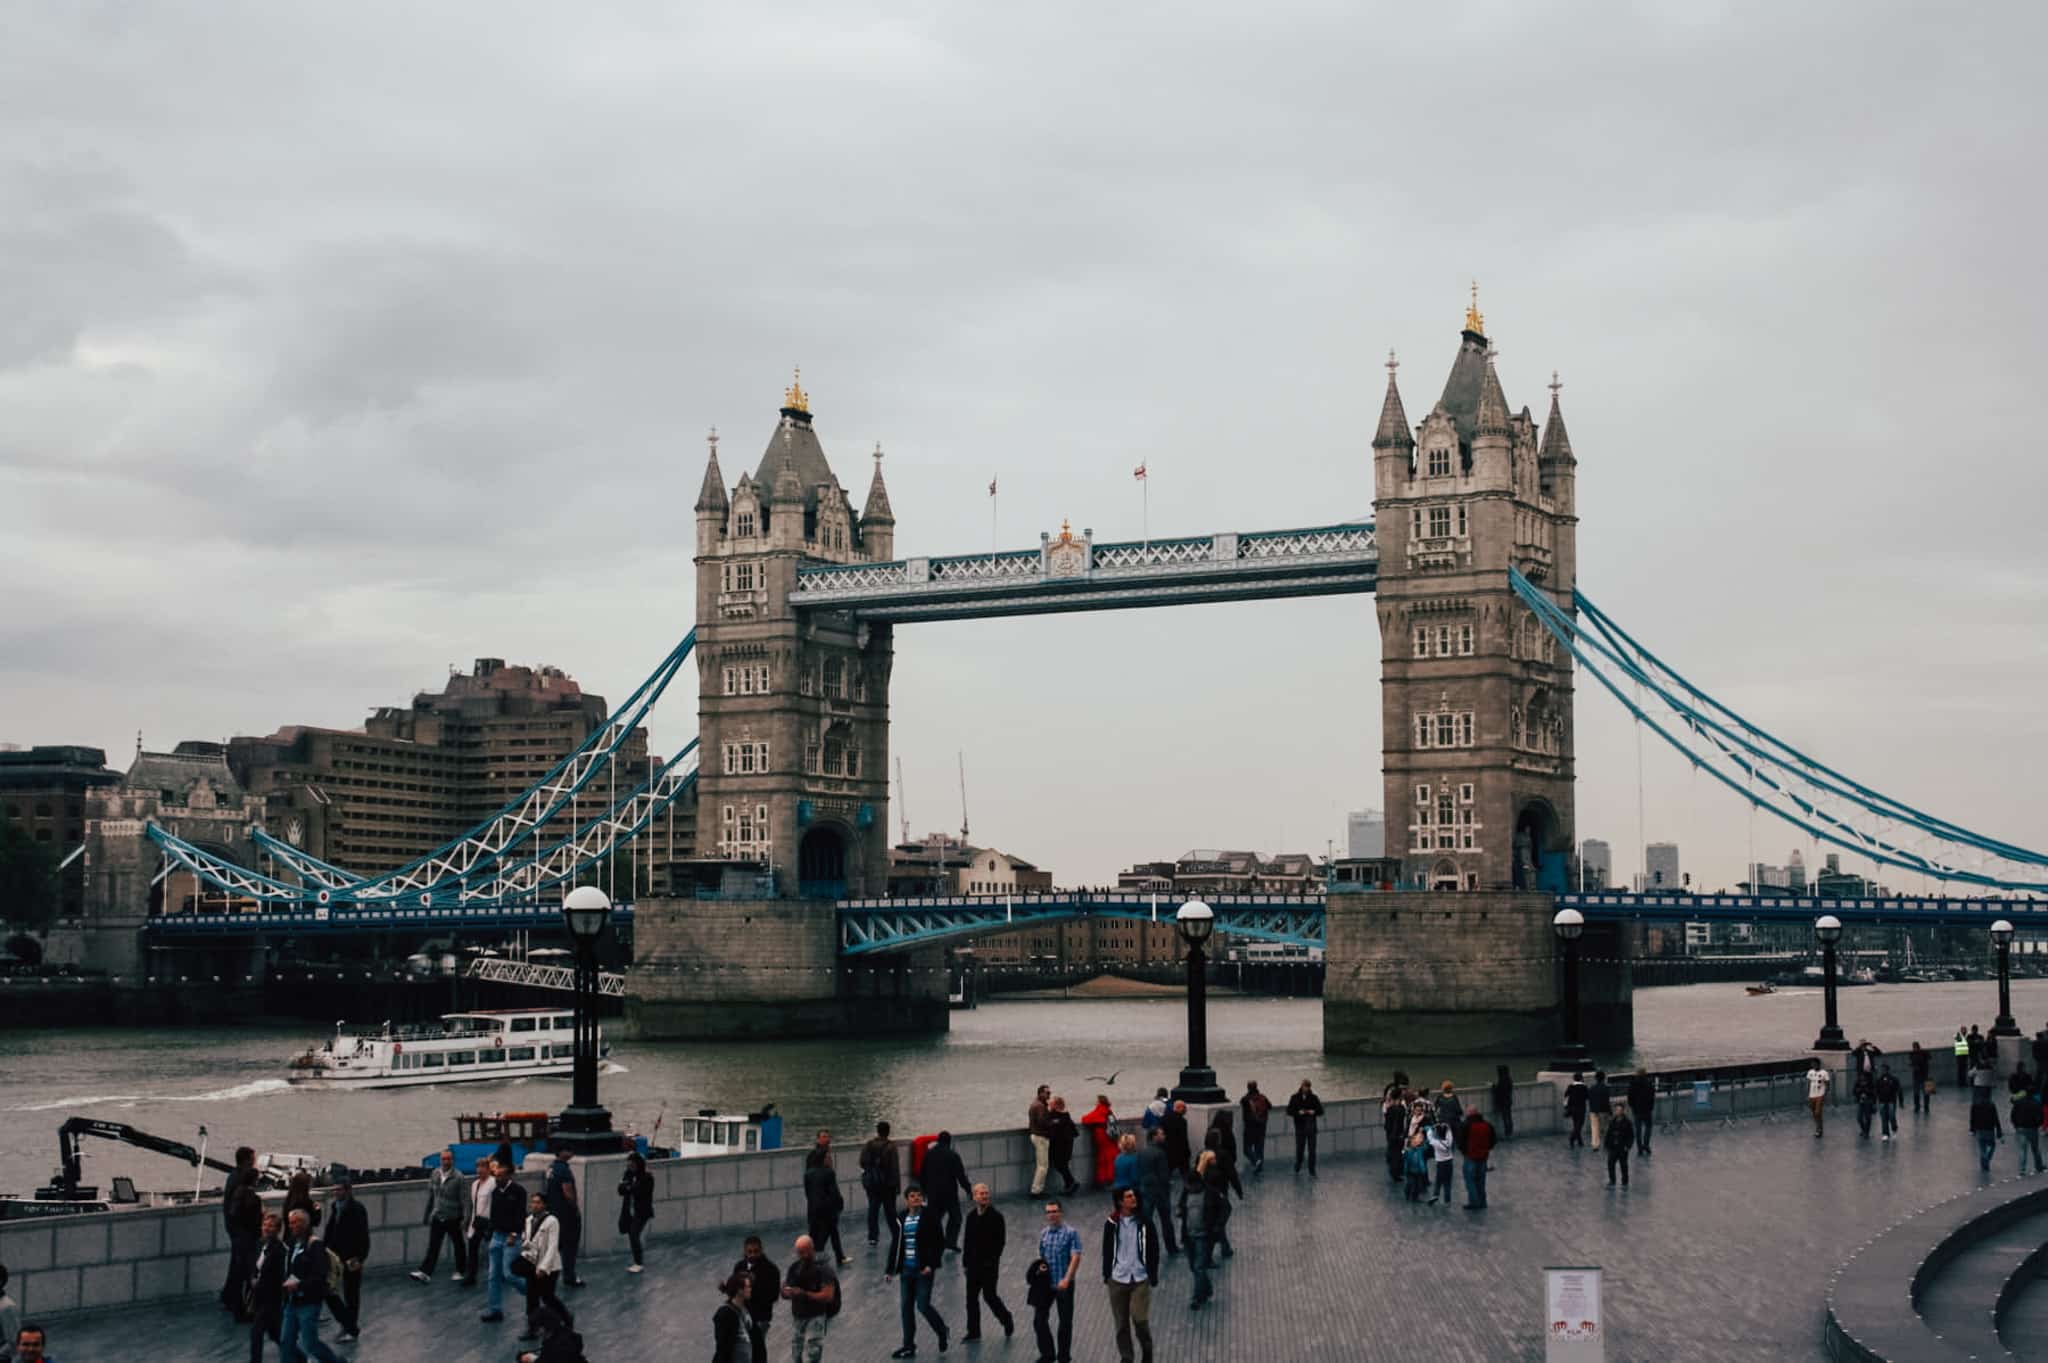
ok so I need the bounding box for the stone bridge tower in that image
[692,374,895,898]
[1371,294,1579,892]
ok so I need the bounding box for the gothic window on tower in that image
[722,665,736,695]
[736,511,755,537]
[800,664,816,697]
[1428,506,1452,539]
[1458,623,1474,655]
[1413,625,1429,658]
[854,668,868,703]
[721,561,758,593]
[1416,710,1477,749]
[823,657,846,700]
[1427,445,1452,478]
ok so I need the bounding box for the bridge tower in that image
[692,374,896,898]
[1372,294,1579,892]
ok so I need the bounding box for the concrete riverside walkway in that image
[41,1099,2027,1362]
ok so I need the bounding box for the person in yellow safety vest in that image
[1955,1029,1973,1089]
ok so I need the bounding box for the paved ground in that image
[41,1098,2033,1362]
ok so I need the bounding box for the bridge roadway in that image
[142,888,2040,942]
[44,1082,2015,1361]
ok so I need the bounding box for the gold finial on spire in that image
[783,367,810,415]
[1465,281,1484,335]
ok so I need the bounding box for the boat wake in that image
[7,1078,293,1112]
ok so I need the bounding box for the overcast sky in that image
[4,3,2044,892]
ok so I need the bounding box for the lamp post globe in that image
[1812,914,1849,1051]
[1170,899,1225,1105]
[553,885,617,1153]
[1991,919,2021,1037]
[1551,909,1591,1071]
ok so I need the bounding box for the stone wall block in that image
[134,1254,189,1302]
[186,1249,230,1293]
[738,1158,772,1192]
[163,1212,214,1256]
[0,1226,54,1273]
[81,1262,134,1307]
[701,1161,739,1196]
[53,1219,109,1268]
[108,1215,163,1263]
[716,1192,753,1226]
[20,1267,81,1315]
[671,1162,705,1199]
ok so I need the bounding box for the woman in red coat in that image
[1079,1094,1118,1186]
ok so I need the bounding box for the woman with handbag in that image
[616,1153,655,1274]
[519,1192,570,1344]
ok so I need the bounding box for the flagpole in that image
[1142,474,1149,550]
[990,477,998,555]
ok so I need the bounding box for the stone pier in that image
[625,895,947,1039]
[1322,889,1635,1055]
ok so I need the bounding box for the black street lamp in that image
[552,885,617,1154]
[1812,914,1849,1051]
[1551,908,1591,1072]
[1991,919,2021,1038]
[1169,900,1226,1104]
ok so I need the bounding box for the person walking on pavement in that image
[2014,1088,2045,1175]
[1491,1066,1516,1141]
[480,1157,526,1325]
[1956,1028,1974,1089]
[463,1157,497,1289]
[1460,1106,1495,1211]
[617,1152,655,1274]
[1162,1101,1190,1186]
[542,1150,584,1289]
[780,1234,838,1363]
[1285,1079,1325,1176]
[1425,1120,1455,1206]
[713,1273,752,1363]
[959,1183,1014,1342]
[519,1191,569,1344]
[1141,1088,1168,1134]
[1046,1098,1081,1197]
[1910,1042,1933,1116]
[1111,1133,1141,1195]
[1875,1066,1903,1141]
[1185,1153,1224,1309]
[247,1212,288,1363]
[803,1145,849,1266]
[1100,1188,1158,1363]
[1564,1072,1590,1149]
[1626,1073,1656,1155]
[322,1178,367,1342]
[1806,1060,1832,1138]
[1032,1200,1081,1355]
[918,1132,973,1252]
[1586,1072,1611,1149]
[1853,1071,1877,1139]
[1972,1093,2005,1172]
[0,1264,17,1363]
[1027,1087,1054,1199]
[885,1186,950,1358]
[222,1146,263,1323]
[1238,1082,1271,1175]
[1135,1128,1177,1258]
[412,1149,469,1284]
[861,1122,902,1251]
[1382,1088,1410,1183]
[1605,1106,1636,1188]
[731,1236,780,1363]
[277,1208,343,1363]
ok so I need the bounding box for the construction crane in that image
[49,1117,242,1202]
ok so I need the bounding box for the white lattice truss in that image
[929,552,1041,583]
[466,956,626,997]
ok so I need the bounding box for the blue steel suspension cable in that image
[1507,572,2048,893]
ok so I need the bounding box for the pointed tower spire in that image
[862,441,895,524]
[694,426,728,512]
[1477,346,1510,437]
[1540,370,1575,461]
[1372,349,1413,450]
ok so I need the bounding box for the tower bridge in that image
[132,299,2048,1051]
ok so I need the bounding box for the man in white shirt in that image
[463,1163,498,1288]
[1806,1062,1833,1138]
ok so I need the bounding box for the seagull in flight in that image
[1084,1070,1123,1085]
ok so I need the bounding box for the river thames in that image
[6,978,2044,1196]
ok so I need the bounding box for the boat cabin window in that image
[510,1018,537,1033]
[478,1048,506,1064]
[449,1051,476,1066]
[537,1016,553,1030]
[745,1128,759,1151]
[422,1052,444,1068]
[507,1047,536,1062]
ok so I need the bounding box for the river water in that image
[6,979,2044,1197]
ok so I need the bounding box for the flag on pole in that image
[1133,462,1147,480]
[988,476,998,497]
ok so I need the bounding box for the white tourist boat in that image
[284,1008,606,1090]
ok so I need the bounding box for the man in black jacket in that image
[1099,1188,1159,1363]
[248,1210,288,1362]
[1286,1080,1326,1176]
[884,1185,950,1358]
[959,1182,1013,1342]
[918,1132,973,1252]
[1625,1073,1656,1156]
[1135,1128,1177,1256]
[1161,1102,1190,1179]
[730,1235,780,1363]
[860,1122,902,1251]
[482,1158,527,1324]
[221,1146,263,1322]
[323,1177,369,1341]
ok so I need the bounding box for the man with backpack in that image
[278,1208,343,1363]
[781,1234,839,1362]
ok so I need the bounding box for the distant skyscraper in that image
[1645,841,1681,892]
[1580,839,1612,890]
[1788,849,1808,894]
[1347,810,1386,859]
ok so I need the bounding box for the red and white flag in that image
[1133,462,1147,481]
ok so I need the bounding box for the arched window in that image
[1509,707,1523,749]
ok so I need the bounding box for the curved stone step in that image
[1994,1236,2048,1360]
[1917,1210,2048,1358]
